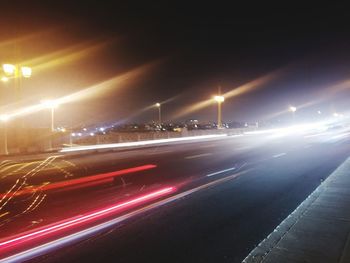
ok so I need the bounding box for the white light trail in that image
[61,134,227,153]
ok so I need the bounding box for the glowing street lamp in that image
[155,102,161,124]
[2,64,32,78]
[1,76,9,82]
[289,106,297,112]
[2,64,16,76]
[214,95,225,129]
[289,106,297,121]
[0,114,10,155]
[41,100,59,132]
[21,66,32,78]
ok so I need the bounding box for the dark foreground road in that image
[1,127,350,263]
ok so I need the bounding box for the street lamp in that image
[155,103,161,124]
[2,64,32,78]
[21,66,32,78]
[0,114,10,155]
[289,106,297,112]
[289,106,297,121]
[41,100,59,132]
[214,95,225,129]
[1,76,9,82]
[2,64,16,75]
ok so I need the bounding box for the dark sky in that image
[1,2,350,126]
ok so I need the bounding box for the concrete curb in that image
[243,157,350,263]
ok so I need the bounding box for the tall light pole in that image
[0,114,10,155]
[2,64,32,101]
[41,100,59,132]
[155,103,161,124]
[214,95,225,129]
[289,106,297,121]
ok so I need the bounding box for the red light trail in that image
[0,186,175,255]
[0,164,157,199]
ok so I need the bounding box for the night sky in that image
[1,2,350,126]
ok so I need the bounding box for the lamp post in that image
[41,100,59,132]
[2,64,31,100]
[289,106,297,121]
[155,103,161,124]
[0,114,10,155]
[214,95,225,129]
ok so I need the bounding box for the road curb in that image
[242,156,350,263]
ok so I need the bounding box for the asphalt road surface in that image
[1,127,350,263]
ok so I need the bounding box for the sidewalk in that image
[243,157,350,263]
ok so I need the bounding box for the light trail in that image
[61,134,227,153]
[206,167,236,177]
[0,168,252,262]
[272,153,287,158]
[184,153,213,159]
[0,187,175,256]
[0,164,157,199]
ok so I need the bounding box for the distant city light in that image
[71,133,76,137]
[99,127,105,132]
[90,132,95,136]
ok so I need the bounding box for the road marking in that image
[146,150,173,155]
[185,153,213,159]
[272,153,286,158]
[206,167,236,177]
[198,144,216,149]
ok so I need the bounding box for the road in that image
[0,127,349,262]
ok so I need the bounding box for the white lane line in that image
[198,144,216,149]
[206,167,236,177]
[147,150,173,155]
[272,153,286,158]
[185,153,213,159]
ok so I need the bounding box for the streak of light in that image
[173,71,279,119]
[0,169,251,262]
[0,164,157,199]
[0,187,175,253]
[23,40,111,73]
[0,156,58,212]
[184,153,213,159]
[272,153,287,158]
[49,163,74,179]
[1,162,40,179]
[206,167,236,177]
[61,134,227,153]
[3,61,159,120]
[0,212,9,219]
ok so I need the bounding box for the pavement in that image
[0,127,350,262]
[243,156,350,263]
